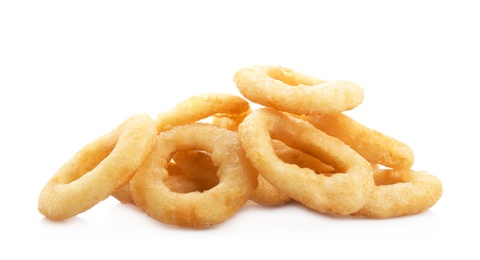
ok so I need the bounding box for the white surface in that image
[1,0,479,259]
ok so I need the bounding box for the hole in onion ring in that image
[238,108,374,215]
[130,123,257,228]
[372,168,413,186]
[272,139,337,176]
[234,65,364,115]
[265,67,327,87]
[165,150,220,194]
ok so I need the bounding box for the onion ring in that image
[233,65,364,115]
[353,169,443,218]
[38,114,157,220]
[112,160,217,204]
[273,140,335,175]
[171,137,335,207]
[112,162,181,204]
[238,108,374,215]
[155,93,250,132]
[130,123,257,228]
[306,113,415,169]
[111,93,250,203]
[210,109,250,131]
[251,140,336,206]
[165,174,217,194]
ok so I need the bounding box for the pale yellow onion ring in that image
[238,108,374,215]
[212,112,334,207]
[155,93,250,132]
[38,114,157,220]
[163,142,322,207]
[130,123,257,228]
[171,137,336,207]
[306,113,415,169]
[111,93,250,203]
[112,160,217,204]
[168,141,335,207]
[353,169,443,218]
[251,140,336,206]
[209,107,251,131]
[233,65,364,115]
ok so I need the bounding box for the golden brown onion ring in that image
[306,113,415,169]
[233,65,364,115]
[251,140,336,206]
[238,108,374,215]
[38,114,157,220]
[353,169,443,218]
[156,93,250,132]
[130,123,257,228]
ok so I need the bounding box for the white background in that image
[1,0,479,259]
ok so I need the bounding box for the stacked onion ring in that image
[38,65,442,228]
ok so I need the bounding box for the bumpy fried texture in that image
[111,183,135,205]
[306,113,415,169]
[250,176,291,206]
[112,162,178,204]
[112,160,218,204]
[233,65,364,115]
[112,93,248,204]
[353,169,443,218]
[210,108,251,131]
[251,140,337,206]
[238,108,374,215]
[39,65,443,225]
[130,123,258,228]
[165,174,217,194]
[155,93,250,133]
[273,140,335,174]
[38,114,157,220]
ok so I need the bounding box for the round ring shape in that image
[155,93,250,132]
[353,169,443,218]
[238,108,374,215]
[306,113,415,169]
[251,140,336,206]
[112,160,217,204]
[112,93,250,203]
[233,65,364,115]
[130,123,257,228]
[171,150,220,185]
[38,114,157,220]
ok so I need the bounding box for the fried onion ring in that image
[251,140,336,206]
[130,123,257,228]
[38,114,157,220]
[306,113,415,169]
[171,139,335,207]
[155,93,250,132]
[238,108,374,215]
[113,162,180,204]
[111,93,250,203]
[233,65,364,115]
[353,169,443,218]
[112,160,217,204]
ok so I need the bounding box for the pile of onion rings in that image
[38,65,442,228]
